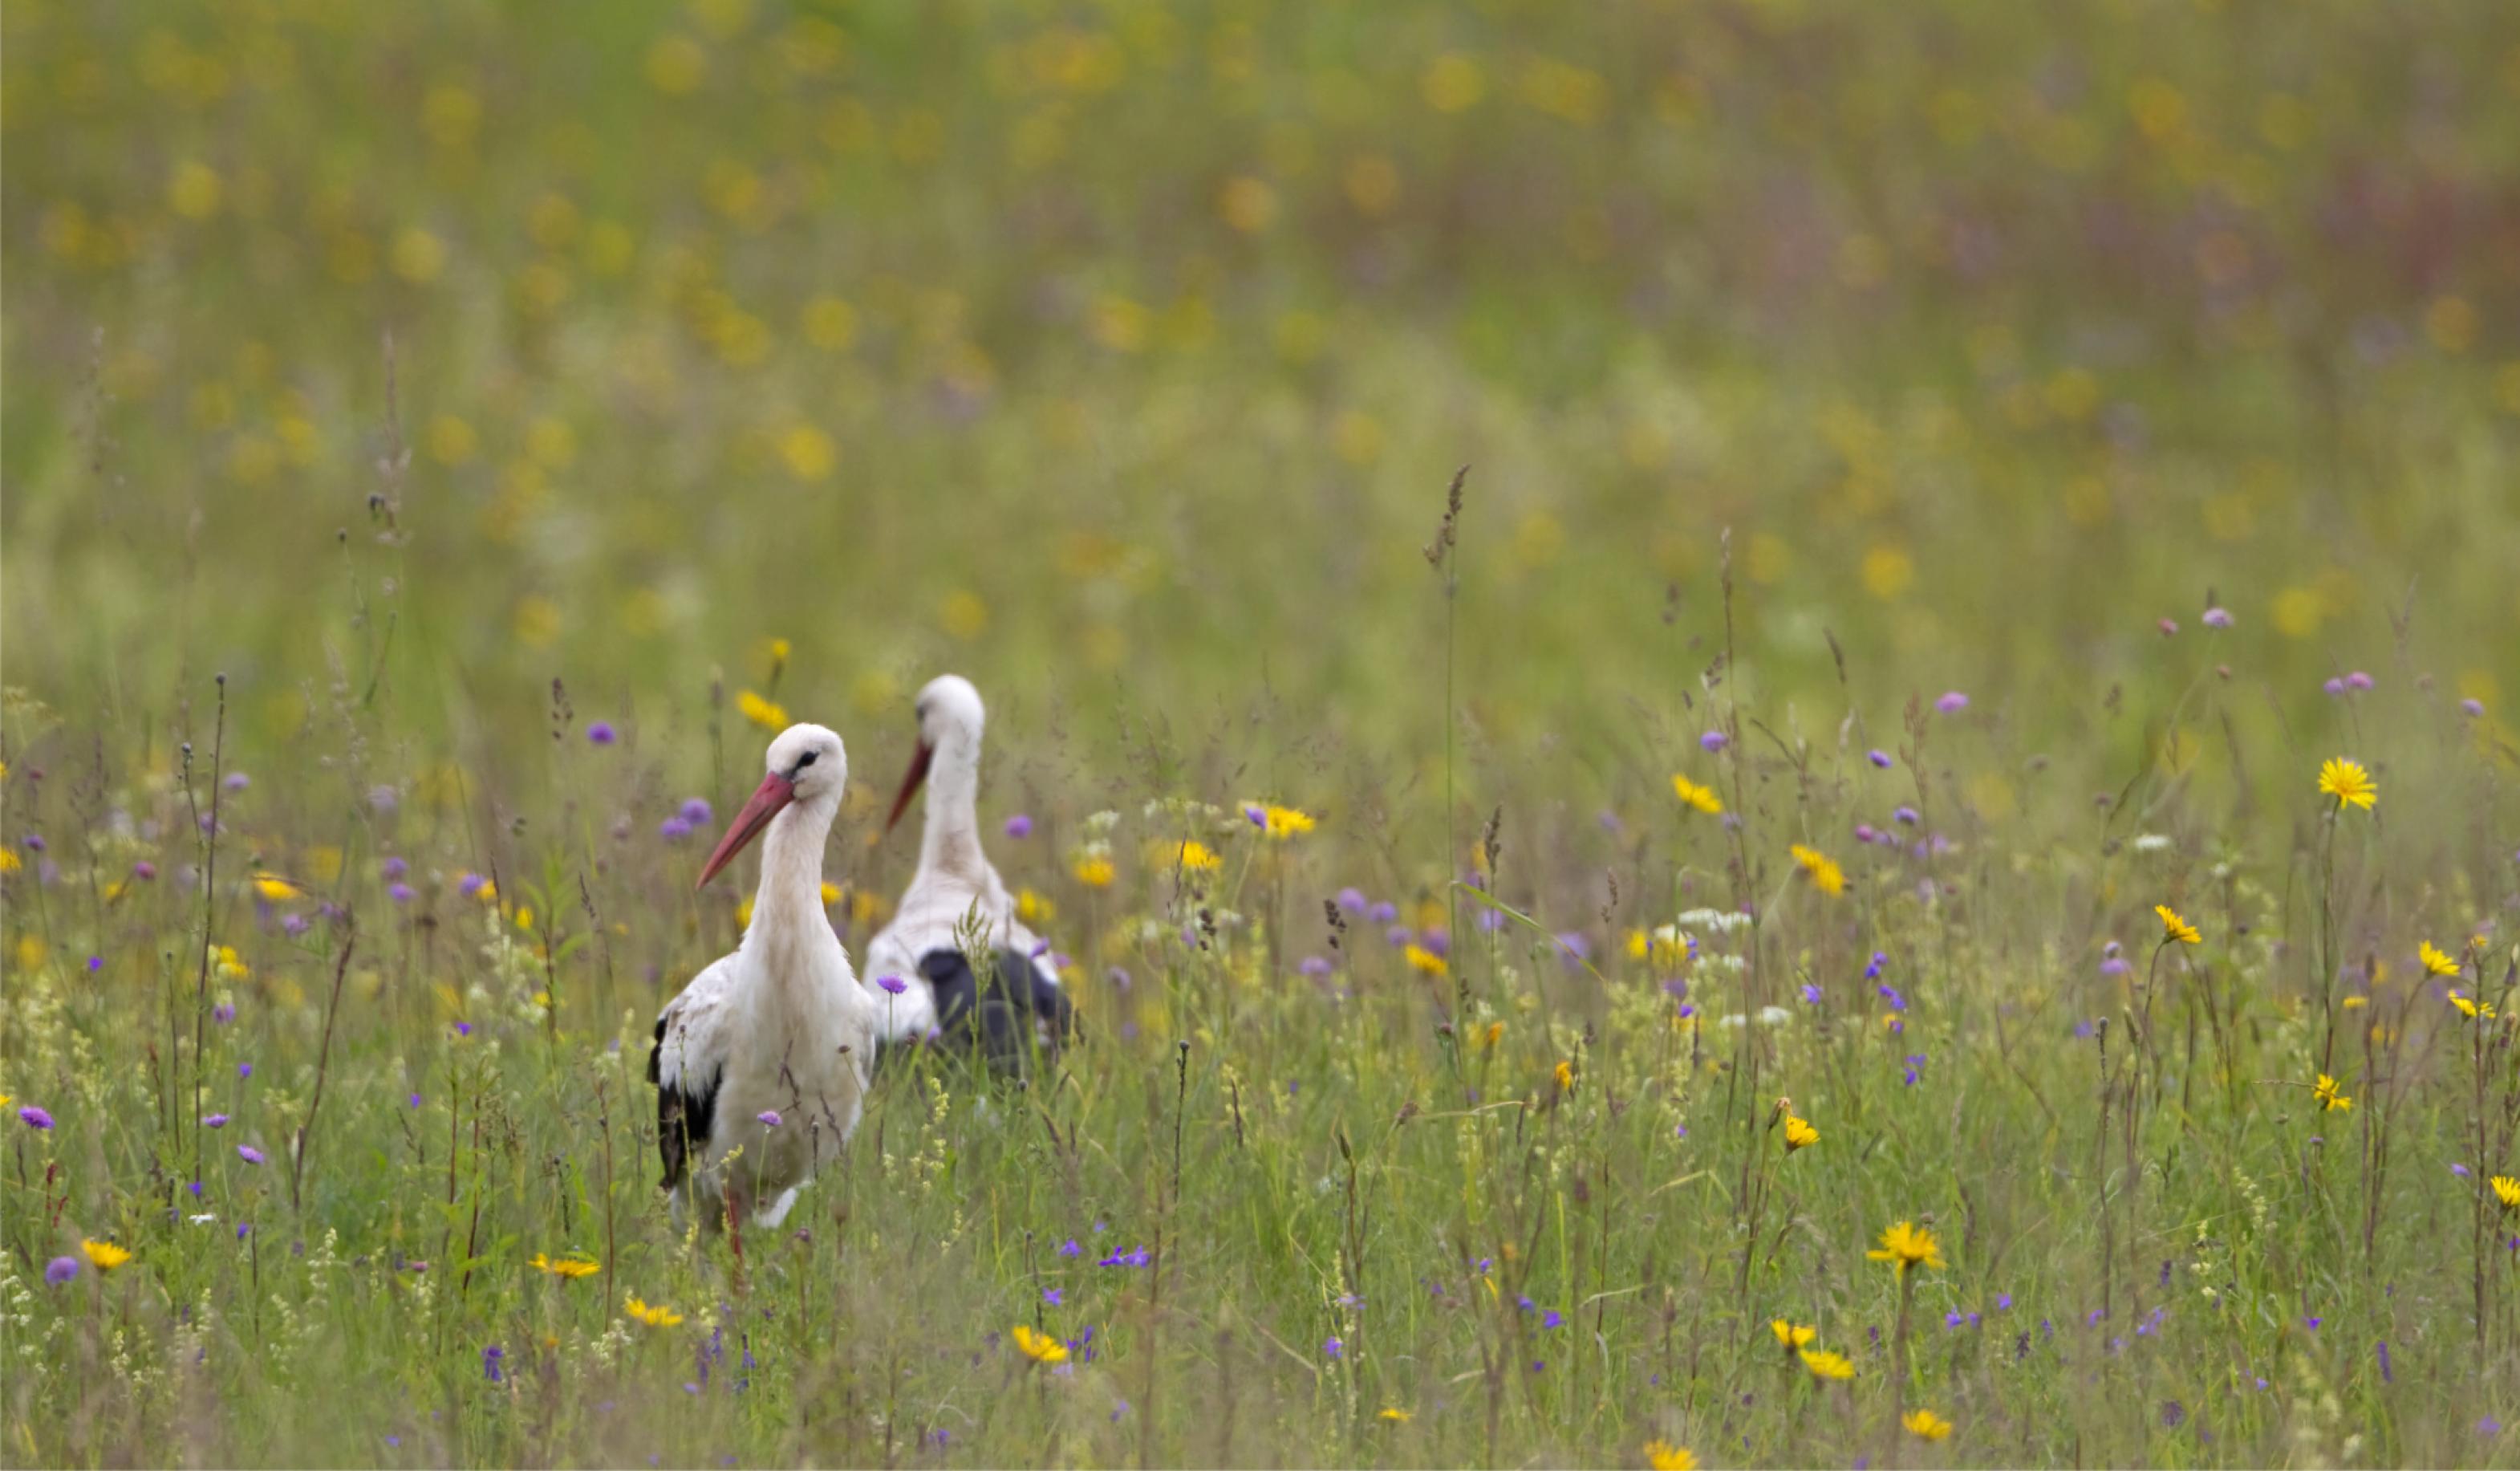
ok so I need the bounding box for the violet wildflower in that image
[457,872,487,898]
[408,1094,422,1108]
[202,1113,229,1128]
[369,785,400,814]
[390,883,416,904]
[1368,901,1398,924]
[224,772,250,792]
[1554,933,1589,966]
[19,1106,55,1131]
[20,835,43,853]
[2157,618,2179,636]
[2377,1339,2393,1383]
[757,1111,781,1128]
[1043,1286,1063,1306]
[2481,1417,2502,1436]
[680,798,713,826]
[238,1062,253,1079]
[133,860,156,880]
[1298,956,1333,978]
[1384,924,1413,948]
[1903,1055,1925,1086]
[1893,805,1919,825]
[2461,698,2486,717]
[213,1002,237,1024]
[1003,813,1033,839]
[2323,677,2347,697]
[1336,887,1366,913]
[586,721,618,746]
[1543,1310,1564,1330]
[237,1144,265,1164]
[45,1256,79,1286]
[1799,984,1823,1006]
[1935,691,1970,713]
[2162,1401,2185,1428]
[1864,951,1887,980]
[1869,749,1892,768]
[878,975,908,995]
[1324,1336,1343,1360]
[2345,670,2373,691]
[2201,605,2233,628]
[1700,730,1728,752]
[282,912,310,937]
[86,955,101,972]
[482,1345,504,1383]
[659,817,692,841]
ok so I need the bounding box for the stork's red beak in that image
[883,741,934,835]
[696,771,797,890]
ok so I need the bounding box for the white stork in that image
[647,722,876,1238]
[865,675,1073,1071]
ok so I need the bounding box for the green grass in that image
[4,0,2520,1465]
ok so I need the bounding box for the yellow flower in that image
[1071,854,1115,888]
[2318,756,2376,811]
[2312,1074,2352,1111]
[252,872,300,902]
[1246,802,1317,839]
[1553,1059,1575,1092]
[1378,1408,1414,1424]
[82,1240,132,1271]
[2154,904,2201,945]
[2421,941,2462,978]
[1477,1021,1504,1050]
[1867,1221,1944,1274]
[737,689,789,731]
[1800,1347,1856,1380]
[1789,843,1845,896]
[1783,1115,1820,1152]
[530,1252,600,1279]
[0,850,19,875]
[1405,944,1448,977]
[766,637,792,665]
[1627,927,1687,967]
[2449,991,2497,1020]
[624,1294,684,1327]
[1670,774,1723,815]
[1644,1440,1698,1471]
[1902,1408,1954,1441]
[2491,1176,2520,1211]
[1770,1319,1816,1351]
[821,882,842,906]
[1012,1323,1068,1364]
[1017,888,1055,924]
[1169,839,1221,872]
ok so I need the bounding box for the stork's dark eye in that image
[795,751,818,769]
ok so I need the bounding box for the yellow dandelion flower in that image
[82,1240,133,1271]
[1017,888,1055,924]
[2341,995,2368,1010]
[1170,839,1221,872]
[2312,1073,2352,1111]
[252,872,300,902]
[2490,1176,2520,1211]
[1245,802,1317,839]
[1378,1407,1414,1424]
[2421,941,2462,978]
[1903,1408,1954,1441]
[1553,1059,1575,1092]
[530,1252,600,1279]
[1071,854,1115,888]
[1770,1319,1816,1351]
[1789,843,1846,896]
[1012,1323,1068,1364]
[737,689,788,731]
[624,1294,684,1327]
[1644,1440,1698,1471]
[1783,1115,1820,1152]
[0,850,19,875]
[2154,904,2201,945]
[2449,991,2496,1020]
[1867,1220,1944,1274]
[1670,774,1723,815]
[1800,1347,1856,1380]
[1406,944,1448,977]
[2318,756,2376,811]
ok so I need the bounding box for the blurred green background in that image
[5,0,2516,783]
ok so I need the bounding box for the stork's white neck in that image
[915,735,987,884]
[740,792,852,985]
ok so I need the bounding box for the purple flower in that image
[390,883,416,904]
[1945,1311,1966,1328]
[2162,1400,2186,1428]
[1324,1335,1343,1359]
[2377,1339,2393,1383]
[281,912,310,937]
[408,1094,423,1109]
[237,1144,266,1164]
[2345,671,2373,691]
[757,1111,781,1128]
[20,835,43,853]
[1419,929,1450,957]
[1799,983,1823,1006]
[680,798,713,826]
[659,817,692,841]
[213,1002,237,1025]
[1098,1245,1150,1268]
[1298,956,1333,978]
[1543,1310,1564,1330]
[2304,1316,2322,1330]
[1244,806,1267,828]
[1552,933,1590,966]
[2201,605,2233,628]
[237,1221,250,1240]
[1893,805,1919,825]
[1903,1055,1925,1087]
[132,860,157,880]
[381,855,408,880]
[1699,730,1729,752]
[1864,951,1887,980]
[2157,618,2179,636]
[1935,691,1970,713]
[238,1062,253,1079]
[2453,1164,2473,1179]
[86,955,102,972]
[457,872,487,897]
[2323,677,2347,697]
[1368,901,1398,924]
[202,1113,229,1128]
[878,974,909,995]
[1854,823,1878,844]
[483,1345,504,1384]
[2481,1417,2502,1436]
[1004,814,1033,839]
[369,785,400,814]
[586,721,619,745]
[1996,1293,2013,1310]
[1877,985,1906,1011]
[1058,1239,1081,1258]
[1384,924,1413,948]
[1869,749,1892,768]
[2461,698,2486,717]
[18,1106,54,1130]
[1335,888,1366,913]
[44,1256,79,1286]
[452,1022,472,1038]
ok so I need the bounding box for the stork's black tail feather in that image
[911,945,1076,1075]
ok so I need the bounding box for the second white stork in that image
[865,674,1074,1071]
[647,722,876,1235]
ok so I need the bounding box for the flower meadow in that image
[4,1,2519,1466]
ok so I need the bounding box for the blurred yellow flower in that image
[1770,1319,1815,1351]
[2421,941,2461,978]
[390,227,447,284]
[1017,888,1055,924]
[1867,1221,1943,1273]
[939,591,989,640]
[1903,1408,1954,1441]
[1247,803,1316,839]
[1790,843,1845,896]
[530,1253,599,1279]
[624,1294,684,1327]
[1800,1347,1855,1380]
[1169,840,1221,873]
[167,161,222,220]
[2154,904,2201,945]
[1670,775,1723,815]
[2449,991,2495,1021]
[1552,1059,1575,1092]
[1071,855,1115,888]
[737,690,787,730]
[1421,52,1486,112]
[1643,1441,1697,1471]
[253,872,299,903]
[2491,1176,2520,1211]
[2318,757,2376,811]
[1011,1324,1067,1364]
[1783,1115,1819,1152]
[647,35,707,94]
[83,1240,132,1271]
[1405,944,1448,978]
[0,850,23,876]
[1218,177,1278,234]
[779,425,835,482]
[2312,1073,2352,1111]
[1378,1408,1414,1424]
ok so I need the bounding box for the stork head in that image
[697,722,846,889]
[885,674,984,835]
